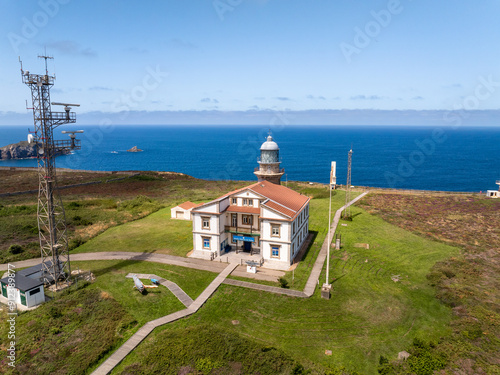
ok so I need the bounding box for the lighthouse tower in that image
[254,135,285,185]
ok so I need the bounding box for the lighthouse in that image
[254,135,285,185]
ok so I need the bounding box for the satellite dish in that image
[27,134,34,144]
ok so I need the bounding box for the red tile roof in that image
[178,201,195,210]
[249,181,310,218]
[177,201,199,210]
[194,181,310,221]
[262,200,296,218]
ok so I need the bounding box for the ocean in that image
[1,125,499,192]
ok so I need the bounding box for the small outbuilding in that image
[171,201,203,220]
[486,180,500,198]
[1,275,45,309]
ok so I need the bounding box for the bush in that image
[69,237,86,251]
[278,277,289,289]
[72,215,93,226]
[9,244,23,254]
[22,224,39,234]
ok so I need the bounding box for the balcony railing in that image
[254,167,285,173]
[225,226,260,236]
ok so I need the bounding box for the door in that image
[231,214,237,227]
[20,291,27,306]
[176,211,183,219]
[244,241,252,252]
[1,282,7,298]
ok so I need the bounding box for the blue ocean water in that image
[1,125,499,192]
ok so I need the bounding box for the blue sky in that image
[1,0,499,125]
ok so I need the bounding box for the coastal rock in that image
[0,141,37,160]
[0,141,70,160]
[127,146,143,152]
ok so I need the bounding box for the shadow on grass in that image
[295,230,318,268]
[83,249,159,278]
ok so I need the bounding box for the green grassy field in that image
[0,260,218,375]
[112,201,459,374]
[71,260,217,325]
[72,208,194,257]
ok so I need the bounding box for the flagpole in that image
[326,169,332,286]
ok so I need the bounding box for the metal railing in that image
[225,226,260,235]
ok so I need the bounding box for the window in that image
[248,199,253,206]
[29,287,40,296]
[271,246,280,258]
[243,198,248,205]
[242,215,252,225]
[203,237,210,249]
[232,198,237,205]
[231,214,237,227]
[202,217,210,229]
[271,224,280,237]
[232,234,237,244]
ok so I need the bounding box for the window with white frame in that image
[231,214,237,227]
[242,215,252,225]
[202,217,210,229]
[243,198,248,205]
[271,245,280,258]
[271,224,280,237]
[248,199,253,206]
[232,198,237,205]
[203,237,210,249]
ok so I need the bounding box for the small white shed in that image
[1,275,45,309]
[171,201,202,220]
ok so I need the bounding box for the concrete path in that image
[303,192,369,296]
[125,273,194,308]
[223,279,306,298]
[92,262,238,375]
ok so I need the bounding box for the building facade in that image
[191,180,310,269]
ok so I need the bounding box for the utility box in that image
[321,284,332,300]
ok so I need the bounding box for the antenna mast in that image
[20,55,79,289]
[343,148,353,219]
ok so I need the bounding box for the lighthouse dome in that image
[260,135,279,151]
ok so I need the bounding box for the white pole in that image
[326,180,332,286]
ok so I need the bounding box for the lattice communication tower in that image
[20,55,80,288]
[343,148,353,219]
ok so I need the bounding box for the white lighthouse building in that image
[254,135,285,185]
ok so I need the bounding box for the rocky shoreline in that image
[0,141,70,160]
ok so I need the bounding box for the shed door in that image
[20,291,27,306]
[176,211,184,219]
[1,282,7,298]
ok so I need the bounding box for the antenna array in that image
[20,55,79,288]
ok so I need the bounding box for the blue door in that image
[244,241,252,252]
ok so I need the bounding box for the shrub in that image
[67,201,81,209]
[9,244,23,254]
[278,277,289,289]
[195,357,224,375]
[69,237,86,251]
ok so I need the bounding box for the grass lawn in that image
[283,189,360,291]
[72,207,193,257]
[71,260,217,326]
[113,200,459,374]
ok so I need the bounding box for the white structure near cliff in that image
[190,180,310,269]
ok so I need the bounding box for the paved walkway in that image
[223,279,306,297]
[0,252,284,281]
[125,273,194,307]
[92,263,238,375]
[2,193,369,374]
[303,191,369,296]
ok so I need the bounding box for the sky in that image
[0,0,499,125]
